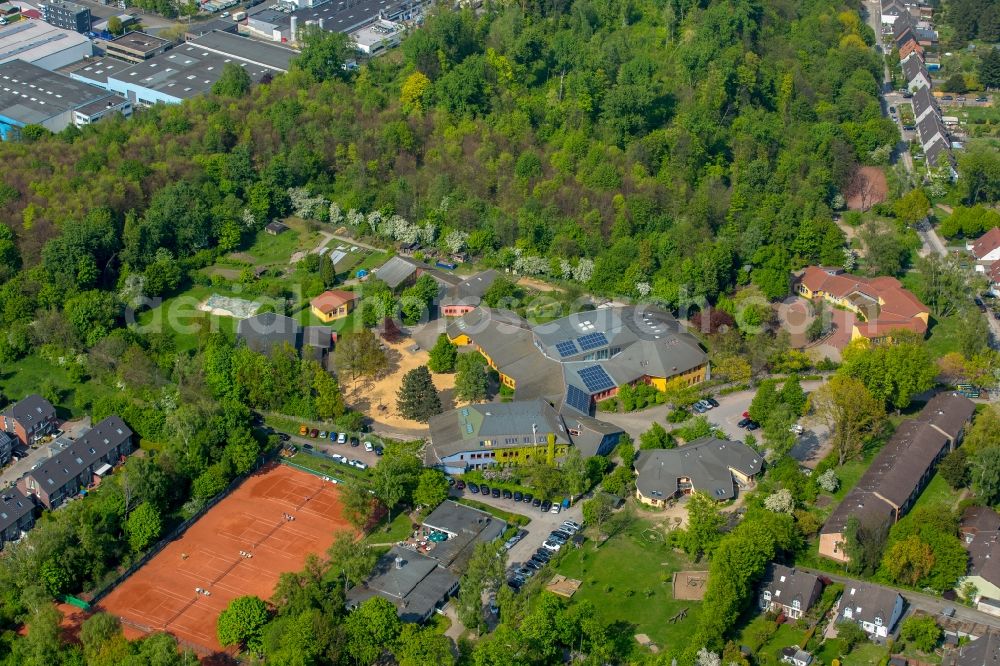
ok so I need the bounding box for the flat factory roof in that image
[0,19,91,66]
[0,58,110,124]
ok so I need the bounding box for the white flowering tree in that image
[636,281,651,298]
[328,202,343,226]
[513,253,549,276]
[763,488,795,514]
[287,187,327,219]
[817,469,839,493]
[346,208,364,227]
[419,222,437,246]
[696,648,721,666]
[241,209,256,229]
[573,258,594,283]
[366,211,383,236]
[444,230,469,254]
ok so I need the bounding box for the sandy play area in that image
[343,336,457,431]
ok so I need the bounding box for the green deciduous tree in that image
[413,469,449,509]
[940,448,970,489]
[212,63,252,97]
[293,28,352,82]
[346,596,401,664]
[893,189,930,226]
[455,353,488,403]
[334,328,388,385]
[393,623,454,666]
[428,334,458,373]
[639,421,673,449]
[679,492,725,561]
[840,337,937,411]
[126,502,162,552]
[217,595,270,654]
[327,530,377,596]
[396,365,442,421]
[812,376,885,465]
[901,614,942,652]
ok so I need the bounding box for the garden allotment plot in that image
[98,464,351,655]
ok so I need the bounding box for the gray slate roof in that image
[24,416,131,492]
[956,631,1000,666]
[960,506,1000,588]
[634,436,762,501]
[237,312,299,354]
[0,487,34,533]
[840,581,902,628]
[1,394,56,428]
[347,546,459,623]
[903,55,929,86]
[440,270,498,307]
[760,564,822,613]
[426,398,570,463]
[422,500,506,570]
[912,85,937,123]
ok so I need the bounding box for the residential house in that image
[955,631,1000,666]
[0,430,13,466]
[425,399,622,475]
[903,55,932,90]
[236,313,333,364]
[987,262,1000,297]
[447,305,709,416]
[958,506,1000,604]
[819,393,976,563]
[759,564,823,620]
[1,394,57,447]
[17,416,133,509]
[309,289,357,322]
[898,38,923,62]
[967,227,1000,271]
[912,86,939,126]
[796,267,930,344]
[838,582,905,640]
[880,0,907,24]
[780,648,813,666]
[440,270,498,317]
[0,488,36,549]
[634,436,762,505]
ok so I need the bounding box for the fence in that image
[89,449,279,606]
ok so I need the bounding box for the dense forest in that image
[0,0,919,663]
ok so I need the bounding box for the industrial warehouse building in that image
[0,59,130,138]
[0,19,92,70]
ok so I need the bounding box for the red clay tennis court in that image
[98,463,352,654]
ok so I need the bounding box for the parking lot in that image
[287,433,383,470]
[0,418,92,488]
[447,486,585,576]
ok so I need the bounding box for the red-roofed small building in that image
[968,227,1000,267]
[987,262,1000,297]
[797,267,930,346]
[309,289,358,323]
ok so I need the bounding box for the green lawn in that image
[0,354,112,419]
[911,470,960,513]
[363,511,415,545]
[284,450,372,482]
[552,519,699,655]
[923,312,967,357]
[134,284,239,353]
[455,498,532,527]
[735,619,809,662]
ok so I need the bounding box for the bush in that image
[666,408,689,423]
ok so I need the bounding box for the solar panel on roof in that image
[566,385,590,413]
[577,332,608,351]
[578,365,615,392]
[555,340,578,357]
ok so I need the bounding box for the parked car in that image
[942,95,954,101]
[977,96,989,102]
[351,460,368,470]
[456,480,466,490]
[364,442,374,452]
[278,433,291,442]
[303,443,314,450]
[492,488,501,498]
[541,539,562,552]
[737,418,752,429]
[319,431,327,439]
[332,454,346,463]
[975,297,987,312]
[350,438,360,448]
[889,105,896,114]
[309,428,319,438]
[532,498,542,507]
[692,402,707,414]
[480,484,490,495]
[502,489,513,499]
[550,503,561,514]
[562,520,581,531]
[299,425,308,436]
[513,491,523,501]
[374,446,384,456]
[789,423,804,435]
[533,549,551,562]
[337,432,347,444]
[514,566,533,578]
[706,397,720,408]
[524,560,542,571]
[540,500,552,512]
[468,482,480,493]
[508,576,524,590]
[523,493,534,503]
[551,530,571,540]
[957,96,967,102]
[503,533,523,550]
[746,421,760,431]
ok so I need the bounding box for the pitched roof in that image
[0,487,34,533]
[237,312,299,354]
[970,228,1000,260]
[346,546,459,623]
[421,500,506,569]
[440,270,498,307]
[956,632,1000,666]
[912,86,938,123]
[1,394,56,427]
[634,436,763,501]
[374,256,461,290]
[310,289,357,314]
[760,564,823,613]
[799,267,929,337]
[899,39,923,61]
[841,582,902,627]
[22,416,132,494]
[822,393,975,534]
[903,55,929,86]
[960,506,1000,588]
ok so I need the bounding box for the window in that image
[792,600,800,610]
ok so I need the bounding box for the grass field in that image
[363,512,415,545]
[455,498,532,527]
[923,312,967,357]
[0,354,112,419]
[911,470,959,513]
[552,519,699,655]
[285,449,372,483]
[815,638,888,665]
